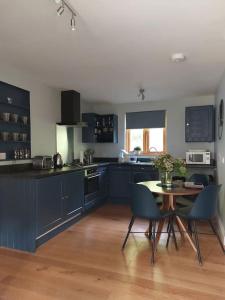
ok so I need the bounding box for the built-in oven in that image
[84,168,101,203]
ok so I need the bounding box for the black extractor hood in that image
[57,90,87,127]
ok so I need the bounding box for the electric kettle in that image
[53,152,63,168]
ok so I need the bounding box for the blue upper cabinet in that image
[0,81,31,160]
[82,113,118,143]
[185,105,215,142]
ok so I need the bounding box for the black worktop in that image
[0,159,216,179]
[0,161,156,179]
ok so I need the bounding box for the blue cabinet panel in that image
[62,171,84,218]
[109,166,132,203]
[0,178,36,252]
[185,105,215,142]
[36,176,63,236]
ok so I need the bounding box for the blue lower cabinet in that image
[36,176,63,236]
[0,178,36,252]
[62,171,84,218]
[109,166,132,204]
[98,167,108,200]
[36,171,84,245]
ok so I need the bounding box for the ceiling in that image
[1,0,225,103]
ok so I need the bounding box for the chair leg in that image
[188,220,192,236]
[148,220,152,240]
[192,220,203,265]
[122,216,135,249]
[151,220,156,264]
[208,220,225,254]
[166,217,172,248]
[170,217,178,250]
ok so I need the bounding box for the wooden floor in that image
[0,204,225,300]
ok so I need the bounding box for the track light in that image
[54,0,77,31]
[57,3,64,16]
[71,14,76,30]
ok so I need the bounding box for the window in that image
[126,128,166,154]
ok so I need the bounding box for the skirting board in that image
[217,216,225,247]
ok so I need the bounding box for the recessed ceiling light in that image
[171,53,186,63]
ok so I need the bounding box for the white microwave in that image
[186,151,211,165]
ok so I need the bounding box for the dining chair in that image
[170,184,224,264]
[122,183,177,264]
[176,173,210,207]
[133,173,162,205]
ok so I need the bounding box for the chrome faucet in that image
[149,147,159,153]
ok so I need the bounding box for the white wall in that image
[0,63,61,164]
[88,95,215,159]
[215,73,225,228]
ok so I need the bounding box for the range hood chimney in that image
[57,90,87,127]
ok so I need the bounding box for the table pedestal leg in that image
[155,195,170,243]
[169,194,197,252]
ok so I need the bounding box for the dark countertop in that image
[0,160,215,179]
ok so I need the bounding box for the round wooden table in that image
[138,181,202,252]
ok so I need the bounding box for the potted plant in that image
[154,154,187,187]
[133,146,142,155]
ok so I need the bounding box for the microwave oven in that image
[186,151,211,165]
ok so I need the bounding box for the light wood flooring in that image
[0,204,224,300]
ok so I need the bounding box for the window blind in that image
[126,110,166,129]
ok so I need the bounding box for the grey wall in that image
[88,95,215,159]
[0,63,61,165]
[215,73,225,228]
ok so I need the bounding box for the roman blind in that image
[126,110,166,129]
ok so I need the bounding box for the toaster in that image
[32,156,53,170]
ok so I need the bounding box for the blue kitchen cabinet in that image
[36,175,63,236]
[62,171,84,218]
[82,113,98,143]
[98,166,108,200]
[132,165,159,182]
[185,105,215,142]
[82,113,118,143]
[109,165,132,204]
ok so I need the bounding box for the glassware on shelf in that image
[11,113,18,123]
[1,131,9,141]
[12,132,19,141]
[21,115,28,125]
[1,112,10,122]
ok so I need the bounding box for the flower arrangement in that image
[154,154,187,176]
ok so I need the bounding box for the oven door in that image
[84,173,101,199]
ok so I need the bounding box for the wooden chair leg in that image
[192,220,203,265]
[208,220,225,254]
[122,216,135,249]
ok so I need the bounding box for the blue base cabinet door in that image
[36,176,63,236]
[109,166,132,204]
[62,171,84,219]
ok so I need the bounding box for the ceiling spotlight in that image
[57,3,64,16]
[54,0,61,4]
[71,14,76,31]
[138,88,145,101]
[171,53,186,63]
